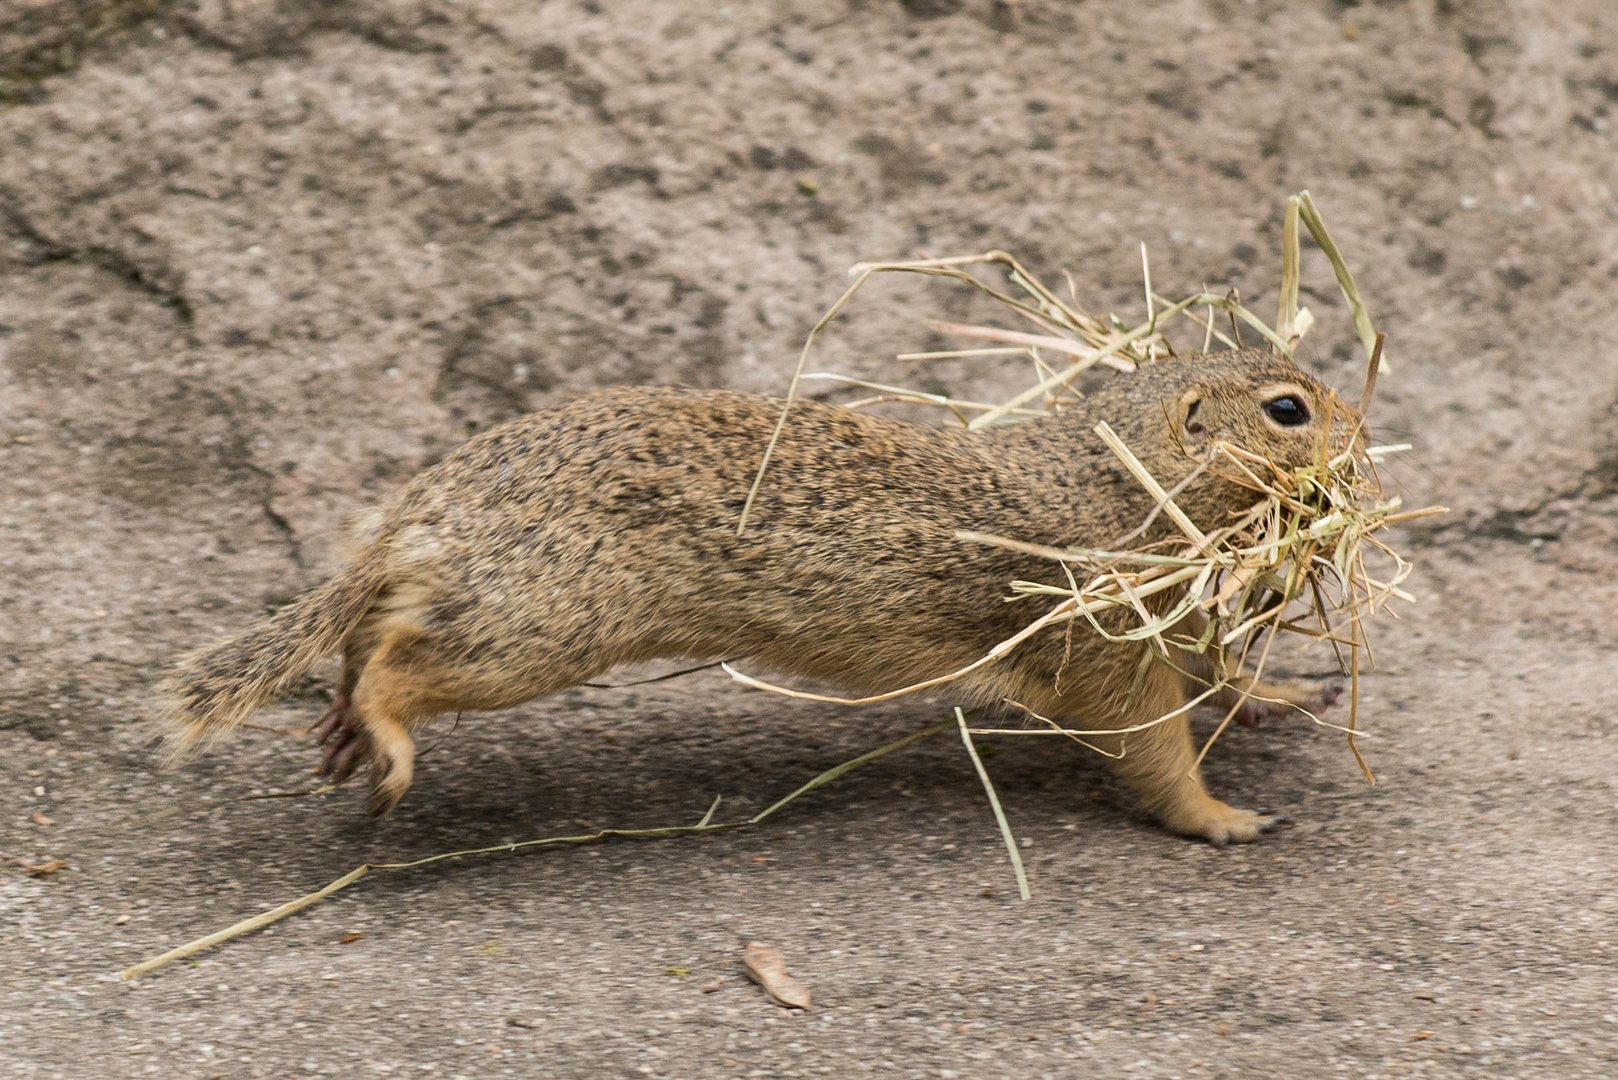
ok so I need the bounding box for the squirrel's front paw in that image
[1162,799,1286,846]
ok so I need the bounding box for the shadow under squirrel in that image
[160,347,1361,844]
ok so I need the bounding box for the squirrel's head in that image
[1102,348,1367,522]
[1165,349,1364,464]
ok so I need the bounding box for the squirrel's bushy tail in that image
[158,555,389,758]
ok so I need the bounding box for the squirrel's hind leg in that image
[329,619,610,813]
[342,626,458,814]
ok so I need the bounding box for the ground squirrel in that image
[160,347,1361,844]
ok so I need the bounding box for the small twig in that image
[1359,332,1386,416]
[1140,242,1155,331]
[1346,604,1375,785]
[582,659,734,689]
[1092,422,1209,549]
[1277,194,1302,345]
[1296,190,1383,370]
[956,708,1030,902]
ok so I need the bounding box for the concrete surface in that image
[4,1,1617,1076]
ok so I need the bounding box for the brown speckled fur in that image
[159,348,1361,843]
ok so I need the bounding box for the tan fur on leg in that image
[349,629,441,814]
[1045,660,1279,845]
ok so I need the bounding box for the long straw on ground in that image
[729,190,1444,798]
[120,718,958,980]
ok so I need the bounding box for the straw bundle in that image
[732,192,1445,778]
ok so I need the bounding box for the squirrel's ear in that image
[1178,389,1207,445]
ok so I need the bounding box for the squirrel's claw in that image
[314,693,366,783]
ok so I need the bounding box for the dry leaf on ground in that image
[741,942,811,1010]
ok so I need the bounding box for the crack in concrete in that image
[239,460,308,572]
[0,0,168,91]
[166,6,453,62]
[0,193,195,325]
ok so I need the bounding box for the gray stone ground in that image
[3,1,1617,1076]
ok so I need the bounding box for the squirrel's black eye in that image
[1264,395,1310,426]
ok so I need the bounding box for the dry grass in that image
[734,191,1445,782]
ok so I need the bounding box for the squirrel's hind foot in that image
[315,693,368,784]
[312,689,416,813]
